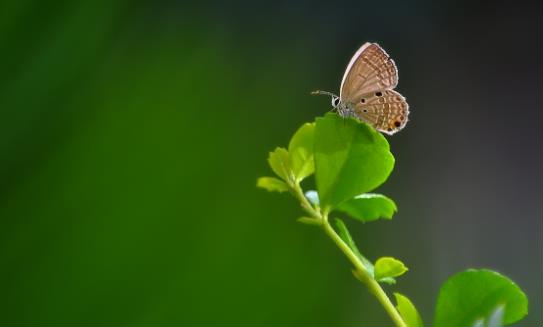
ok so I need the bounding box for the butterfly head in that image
[331,96,340,108]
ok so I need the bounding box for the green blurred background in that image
[2,0,542,326]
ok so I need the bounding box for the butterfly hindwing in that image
[352,90,409,135]
[340,43,398,104]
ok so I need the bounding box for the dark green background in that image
[1,1,542,326]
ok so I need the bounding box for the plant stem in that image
[322,220,407,327]
[291,183,407,327]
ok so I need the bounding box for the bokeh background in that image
[1,0,542,326]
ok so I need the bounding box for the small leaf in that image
[297,217,321,226]
[374,257,408,280]
[305,190,319,206]
[288,122,315,182]
[434,269,528,327]
[379,277,397,285]
[334,218,374,276]
[257,177,289,193]
[394,293,424,327]
[315,113,394,210]
[337,193,397,222]
[267,147,292,182]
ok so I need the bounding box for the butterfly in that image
[312,42,409,135]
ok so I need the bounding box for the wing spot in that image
[360,98,366,103]
[375,92,383,97]
[387,128,392,132]
[394,121,401,127]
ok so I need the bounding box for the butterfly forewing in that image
[353,90,409,135]
[340,43,398,104]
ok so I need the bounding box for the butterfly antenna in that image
[311,90,337,98]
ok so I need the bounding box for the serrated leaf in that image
[314,113,394,210]
[288,122,315,182]
[334,218,374,276]
[257,177,289,193]
[305,190,319,206]
[267,147,292,183]
[374,257,408,280]
[434,269,528,327]
[394,293,424,327]
[337,193,397,222]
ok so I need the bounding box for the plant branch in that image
[321,219,407,327]
[291,182,407,327]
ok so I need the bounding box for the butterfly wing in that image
[352,90,409,135]
[340,43,398,104]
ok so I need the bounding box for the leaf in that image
[257,177,289,193]
[267,147,292,183]
[288,122,315,182]
[434,269,528,327]
[314,113,395,210]
[379,277,397,285]
[334,218,374,276]
[297,217,321,226]
[304,190,319,206]
[374,257,408,280]
[394,293,424,327]
[337,193,397,222]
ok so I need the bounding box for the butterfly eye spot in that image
[375,92,383,97]
[360,98,366,103]
[394,121,401,127]
[387,128,392,132]
[363,109,368,113]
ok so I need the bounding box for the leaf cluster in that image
[258,114,527,326]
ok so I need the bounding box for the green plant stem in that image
[292,183,407,327]
[322,220,407,327]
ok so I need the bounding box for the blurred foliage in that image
[0,1,355,326]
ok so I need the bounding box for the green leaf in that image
[288,122,315,182]
[379,277,397,285]
[314,113,395,210]
[334,218,374,276]
[267,147,292,183]
[297,217,321,226]
[374,257,408,280]
[394,293,424,327]
[337,193,397,222]
[434,269,528,327]
[256,177,289,193]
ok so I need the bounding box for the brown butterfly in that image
[312,42,409,135]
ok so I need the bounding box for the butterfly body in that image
[313,42,409,135]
